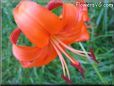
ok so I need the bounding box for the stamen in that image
[71,62,85,79]
[51,41,70,79]
[56,39,90,56]
[61,74,72,84]
[51,41,66,76]
[53,39,84,78]
[89,48,99,63]
[61,56,71,79]
[53,40,76,64]
[57,39,84,53]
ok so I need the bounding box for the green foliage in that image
[1,0,114,85]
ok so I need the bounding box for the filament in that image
[56,38,90,56]
[51,41,70,79]
[53,39,76,64]
[51,41,66,76]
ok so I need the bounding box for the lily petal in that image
[22,44,57,68]
[75,24,90,42]
[14,0,63,35]
[76,0,90,22]
[13,1,51,48]
[10,28,57,68]
[12,45,42,61]
[56,3,85,44]
[47,0,63,10]
[62,3,80,29]
[56,23,89,44]
[10,28,43,61]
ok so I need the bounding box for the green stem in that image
[79,42,107,84]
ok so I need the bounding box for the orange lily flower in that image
[10,0,93,83]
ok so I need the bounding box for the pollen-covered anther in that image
[89,48,99,64]
[61,74,72,84]
[71,61,85,79]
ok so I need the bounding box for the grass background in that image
[1,0,114,85]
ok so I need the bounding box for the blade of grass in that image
[79,42,107,84]
[96,8,104,27]
[103,0,108,34]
